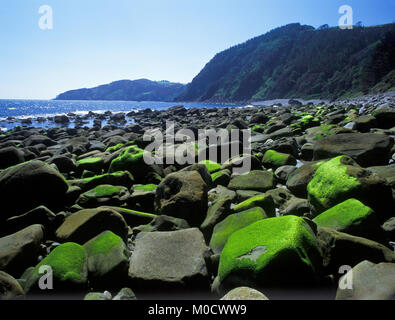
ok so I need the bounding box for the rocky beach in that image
[0,91,394,301]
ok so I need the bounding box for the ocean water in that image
[0,99,243,132]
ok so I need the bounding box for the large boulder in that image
[0,225,44,277]
[210,207,268,254]
[24,242,88,294]
[77,184,130,208]
[307,156,393,217]
[262,150,296,169]
[336,260,395,300]
[83,231,129,288]
[317,227,395,275]
[313,199,384,242]
[55,207,128,244]
[0,160,69,220]
[200,191,236,241]
[109,145,163,184]
[128,228,210,292]
[68,171,134,192]
[228,170,275,193]
[232,194,275,216]
[0,146,25,170]
[218,216,321,292]
[286,162,322,198]
[4,206,56,236]
[313,133,393,167]
[154,171,208,226]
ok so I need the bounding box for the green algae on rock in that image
[313,199,383,241]
[307,155,392,216]
[210,207,268,254]
[307,156,361,214]
[199,160,222,173]
[77,184,130,208]
[218,216,321,290]
[262,149,296,169]
[134,184,158,192]
[233,194,275,217]
[83,231,129,287]
[68,171,134,192]
[24,242,88,293]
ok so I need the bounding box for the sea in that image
[0,99,245,132]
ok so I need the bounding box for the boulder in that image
[313,133,393,167]
[55,207,128,244]
[0,147,24,170]
[68,171,134,192]
[24,242,88,293]
[307,156,393,217]
[228,170,275,193]
[233,193,274,214]
[317,227,395,275]
[0,160,69,220]
[76,157,104,175]
[200,191,236,241]
[286,162,322,198]
[128,228,210,291]
[133,215,190,235]
[313,199,384,242]
[336,260,395,300]
[113,287,137,300]
[83,231,129,288]
[0,225,44,277]
[0,271,24,300]
[262,150,296,169]
[155,171,208,227]
[4,206,56,235]
[77,184,130,208]
[218,216,321,292]
[220,287,268,300]
[211,169,231,187]
[109,145,163,184]
[210,207,268,254]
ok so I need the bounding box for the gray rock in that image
[336,260,395,300]
[128,228,210,291]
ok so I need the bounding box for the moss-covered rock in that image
[233,194,275,217]
[24,242,88,293]
[133,184,158,192]
[105,143,124,153]
[68,171,134,192]
[109,145,163,184]
[313,199,383,241]
[262,150,296,169]
[218,216,321,291]
[211,169,231,187]
[77,184,130,208]
[199,160,222,174]
[307,155,392,216]
[228,170,275,193]
[210,207,268,254]
[76,157,104,175]
[83,231,129,288]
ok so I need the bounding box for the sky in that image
[0,0,394,99]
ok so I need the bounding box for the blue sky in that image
[0,0,394,99]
